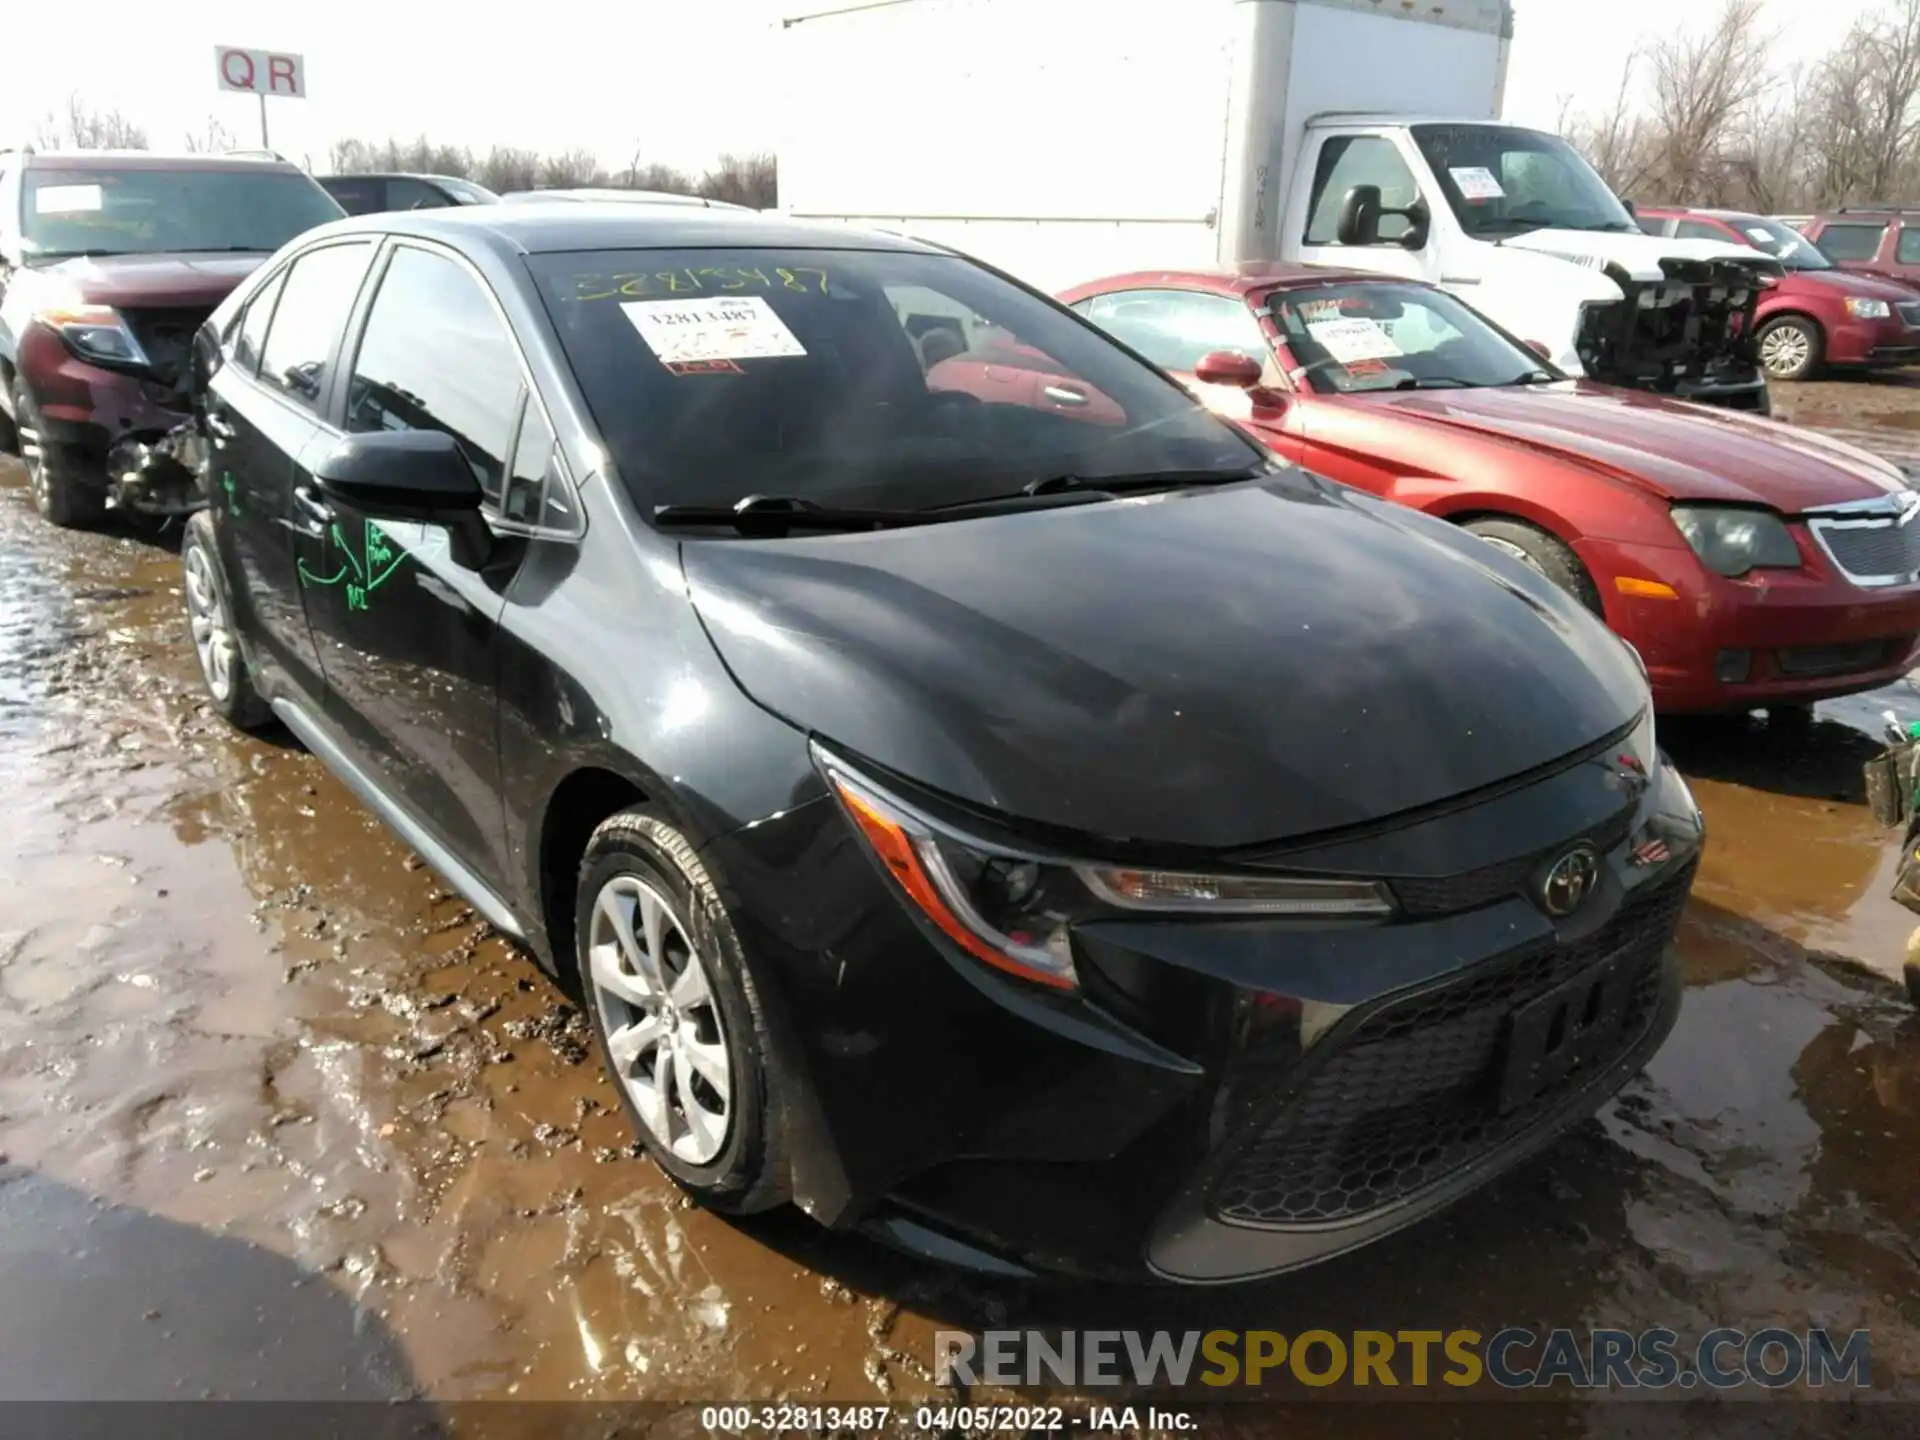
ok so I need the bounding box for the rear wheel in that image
[577,809,789,1214]
[1463,517,1604,616]
[1756,316,1823,382]
[15,380,106,528]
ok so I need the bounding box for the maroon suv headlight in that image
[36,304,150,369]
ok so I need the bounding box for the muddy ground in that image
[7,379,1920,1430]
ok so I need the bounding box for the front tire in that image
[1463,517,1605,616]
[1757,316,1822,382]
[181,510,271,730]
[577,809,789,1214]
[14,380,106,528]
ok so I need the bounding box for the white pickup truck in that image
[775,0,1783,411]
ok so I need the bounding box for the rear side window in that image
[258,242,376,412]
[344,245,525,501]
[232,268,287,375]
[1676,219,1731,242]
[385,178,454,212]
[1899,229,1920,266]
[1077,290,1270,376]
[1817,223,1888,261]
[322,178,382,215]
[1305,137,1420,245]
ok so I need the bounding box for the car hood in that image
[1781,267,1918,301]
[1352,383,1912,511]
[1499,228,1780,283]
[22,251,267,309]
[682,474,1644,851]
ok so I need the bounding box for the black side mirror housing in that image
[312,429,493,569]
[1620,197,1637,217]
[1335,184,1429,250]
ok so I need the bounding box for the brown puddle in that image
[6,395,1920,1420]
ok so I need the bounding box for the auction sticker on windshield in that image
[1307,317,1404,364]
[620,295,807,367]
[34,184,104,214]
[1449,166,1505,201]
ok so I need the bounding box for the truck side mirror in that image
[1336,185,1384,247]
[1620,197,1637,217]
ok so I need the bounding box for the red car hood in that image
[1353,382,1911,512]
[26,251,267,308]
[1777,268,1918,301]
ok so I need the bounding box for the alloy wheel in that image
[183,543,237,702]
[1759,325,1811,378]
[19,417,48,513]
[586,874,733,1165]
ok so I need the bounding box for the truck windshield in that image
[1410,124,1638,239]
[21,167,345,259]
[1269,281,1552,395]
[528,247,1262,515]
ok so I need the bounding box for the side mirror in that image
[1523,339,1553,359]
[312,429,493,568]
[1193,350,1264,388]
[1336,185,1384,247]
[1620,197,1637,217]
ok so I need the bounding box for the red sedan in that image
[1058,265,1920,713]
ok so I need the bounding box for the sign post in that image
[214,46,306,148]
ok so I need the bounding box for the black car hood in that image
[682,475,1644,851]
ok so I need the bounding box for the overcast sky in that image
[0,0,1893,174]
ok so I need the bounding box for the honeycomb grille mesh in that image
[1209,865,1692,1229]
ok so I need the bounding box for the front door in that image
[203,241,377,704]
[293,241,530,882]
[1292,132,1432,284]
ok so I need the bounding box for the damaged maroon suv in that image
[0,148,342,525]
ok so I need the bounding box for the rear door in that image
[202,240,377,704]
[295,239,541,879]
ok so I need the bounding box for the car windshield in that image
[1725,215,1832,270]
[1270,282,1550,394]
[21,167,344,259]
[1410,124,1638,238]
[528,247,1263,515]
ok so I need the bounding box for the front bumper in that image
[712,741,1703,1283]
[1584,535,1920,712]
[1819,315,1920,368]
[17,325,196,487]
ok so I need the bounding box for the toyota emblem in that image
[1540,845,1599,917]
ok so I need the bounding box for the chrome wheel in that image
[1759,323,1812,378]
[183,542,236,702]
[1478,534,1548,576]
[586,874,733,1165]
[19,417,48,513]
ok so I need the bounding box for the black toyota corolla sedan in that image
[177,206,1703,1283]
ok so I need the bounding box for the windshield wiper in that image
[1506,368,1559,385]
[654,489,1109,536]
[1390,377,1474,390]
[1016,467,1262,499]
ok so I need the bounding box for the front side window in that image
[1269,282,1547,394]
[1304,137,1420,245]
[258,242,376,411]
[386,178,455,212]
[232,268,287,376]
[528,247,1260,516]
[1411,124,1638,239]
[1813,222,1887,262]
[1675,219,1731,242]
[1076,290,1271,377]
[345,246,525,501]
[1898,228,1920,266]
[20,167,345,259]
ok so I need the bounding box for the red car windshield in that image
[1269,283,1552,394]
[1728,216,1833,271]
[22,167,344,259]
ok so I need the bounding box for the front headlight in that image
[35,304,150,368]
[815,746,1394,991]
[1847,297,1893,319]
[1670,504,1802,577]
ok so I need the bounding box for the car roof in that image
[322,172,470,184]
[1638,206,1764,222]
[297,203,943,257]
[14,150,301,173]
[1063,262,1429,298]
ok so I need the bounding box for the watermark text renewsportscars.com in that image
[934,1327,1871,1391]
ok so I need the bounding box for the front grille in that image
[1209,864,1692,1229]
[1898,301,1920,328]
[1774,638,1908,677]
[1808,508,1920,587]
[1389,805,1636,918]
[123,307,215,388]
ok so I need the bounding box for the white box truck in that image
[775,0,1782,411]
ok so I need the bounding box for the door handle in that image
[292,484,333,530]
[205,413,237,441]
[1042,384,1090,407]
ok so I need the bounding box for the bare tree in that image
[1562,52,1657,199]
[1642,0,1775,204]
[32,93,148,151]
[700,152,777,209]
[183,115,235,154]
[539,147,603,188]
